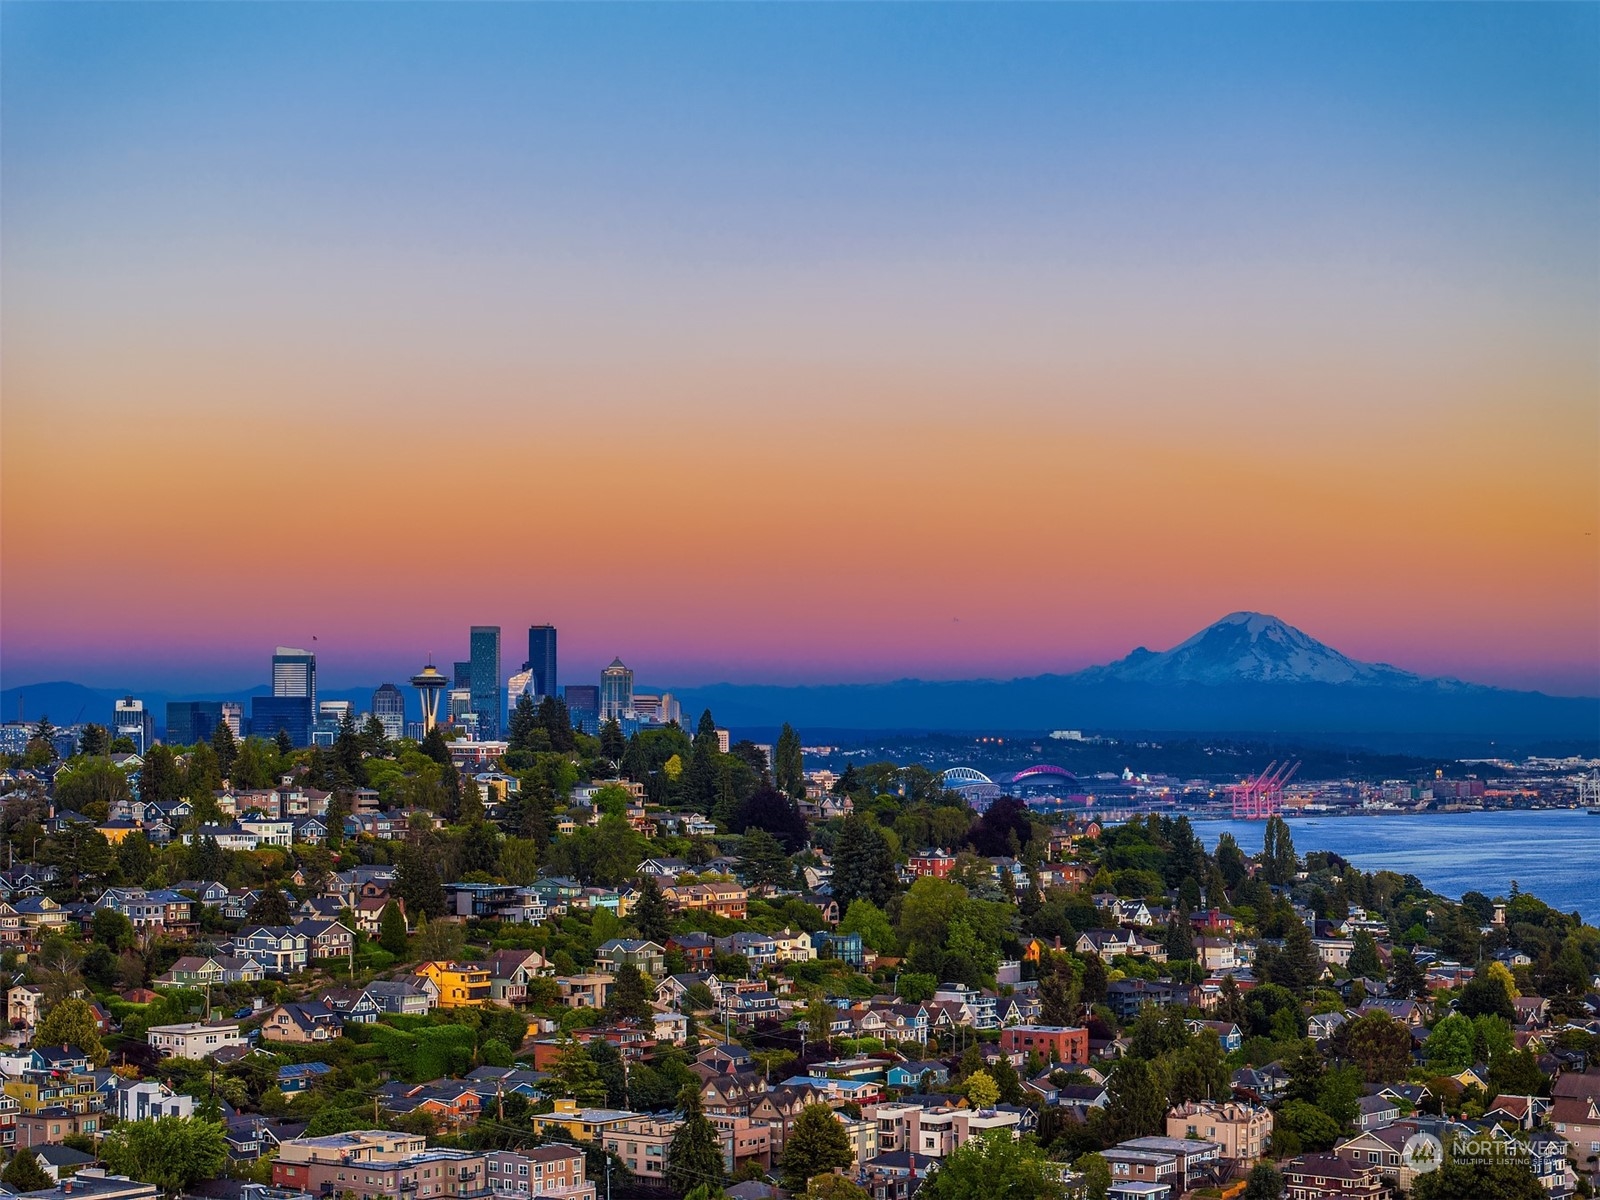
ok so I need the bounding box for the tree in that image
[1390,950,1427,999]
[839,899,895,954]
[1243,1162,1283,1200]
[780,1103,854,1191]
[77,724,110,758]
[807,1177,870,1200]
[1261,816,1297,885]
[668,1086,725,1193]
[1274,1099,1343,1152]
[2,1150,51,1192]
[600,719,626,762]
[275,728,295,756]
[1342,1011,1414,1082]
[413,914,465,962]
[1347,930,1382,979]
[1411,1153,1546,1200]
[1266,918,1320,993]
[737,827,794,891]
[1076,1153,1111,1200]
[1097,1058,1165,1143]
[832,816,896,909]
[379,902,410,955]
[634,876,671,943]
[97,1116,230,1196]
[396,838,446,918]
[735,784,808,853]
[547,1038,609,1107]
[1460,969,1517,1021]
[36,997,107,1065]
[91,907,136,954]
[920,1131,1065,1200]
[608,964,654,1022]
[1037,954,1082,1027]
[964,1070,999,1111]
[247,886,294,926]
[806,999,836,1055]
[1424,1013,1477,1072]
[774,723,804,800]
[507,694,540,753]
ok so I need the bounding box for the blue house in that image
[886,1061,950,1089]
[813,930,865,967]
[278,1061,333,1099]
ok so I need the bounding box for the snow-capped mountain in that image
[1083,611,1425,688]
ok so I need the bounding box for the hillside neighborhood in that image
[0,707,1597,1200]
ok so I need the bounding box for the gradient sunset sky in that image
[3,4,1597,697]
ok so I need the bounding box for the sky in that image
[3,3,1597,698]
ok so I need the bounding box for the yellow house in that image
[416,960,491,1007]
[96,820,140,845]
[531,1098,636,1142]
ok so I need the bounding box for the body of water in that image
[1194,809,1600,926]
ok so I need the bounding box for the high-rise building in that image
[272,646,317,708]
[166,701,224,746]
[220,702,244,737]
[453,661,472,689]
[252,696,313,747]
[523,625,558,699]
[112,697,154,754]
[372,684,406,742]
[564,685,600,735]
[600,658,634,722]
[507,669,536,713]
[469,626,502,739]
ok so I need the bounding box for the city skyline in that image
[3,4,1596,697]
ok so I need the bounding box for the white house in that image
[147,1020,245,1059]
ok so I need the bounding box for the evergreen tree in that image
[1243,1162,1283,1200]
[247,886,294,926]
[1037,954,1082,1027]
[1390,949,1427,998]
[420,727,450,765]
[779,1102,854,1191]
[1267,918,1319,992]
[667,1086,725,1193]
[361,714,390,758]
[209,720,238,778]
[634,877,672,943]
[508,694,540,752]
[683,710,722,814]
[139,743,184,804]
[536,696,575,753]
[738,828,794,891]
[2,1150,51,1192]
[831,815,895,909]
[78,724,110,758]
[1262,816,1297,885]
[36,997,108,1065]
[608,964,654,1022]
[335,709,364,783]
[275,729,294,756]
[379,902,410,955]
[1096,1058,1165,1143]
[1347,930,1382,979]
[395,838,446,919]
[774,723,804,800]
[548,1038,609,1106]
[587,1036,629,1108]
[599,719,626,762]
[1163,916,1195,961]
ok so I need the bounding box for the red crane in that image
[1230,760,1300,819]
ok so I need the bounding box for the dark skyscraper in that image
[251,695,312,747]
[469,625,502,739]
[167,701,224,746]
[564,684,599,735]
[453,661,472,689]
[371,683,406,742]
[524,625,558,699]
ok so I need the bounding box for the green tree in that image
[547,1038,608,1107]
[1243,1162,1283,1200]
[634,876,672,943]
[97,1116,230,1196]
[91,908,136,954]
[920,1131,1065,1200]
[1424,1013,1476,1072]
[137,743,184,804]
[247,886,294,926]
[1347,930,1382,978]
[608,964,654,1022]
[396,838,446,918]
[600,719,626,762]
[117,830,155,883]
[1274,1099,1343,1152]
[2,1150,51,1192]
[839,899,896,954]
[379,902,410,955]
[1342,1011,1414,1082]
[964,1070,999,1110]
[1096,1058,1165,1143]
[1077,1152,1111,1200]
[508,694,540,753]
[831,815,896,909]
[1261,816,1297,885]
[496,836,541,886]
[774,723,804,800]
[1390,949,1427,998]
[1459,969,1517,1021]
[275,729,295,757]
[738,828,794,890]
[668,1086,725,1193]
[77,724,110,758]
[779,1102,854,1191]
[36,997,107,1065]
[1411,1153,1545,1200]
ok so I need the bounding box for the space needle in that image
[410,661,449,735]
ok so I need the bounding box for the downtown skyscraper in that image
[523,624,558,700]
[469,626,502,739]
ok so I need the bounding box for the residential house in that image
[364,980,434,1016]
[259,1002,343,1045]
[416,961,491,1008]
[1166,1100,1272,1164]
[594,940,667,977]
[1282,1152,1385,1200]
[231,926,311,975]
[1000,1025,1089,1065]
[147,1021,245,1059]
[557,974,613,1010]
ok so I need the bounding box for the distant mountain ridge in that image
[4,613,1596,748]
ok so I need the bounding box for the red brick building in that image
[999,1024,1089,1064]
